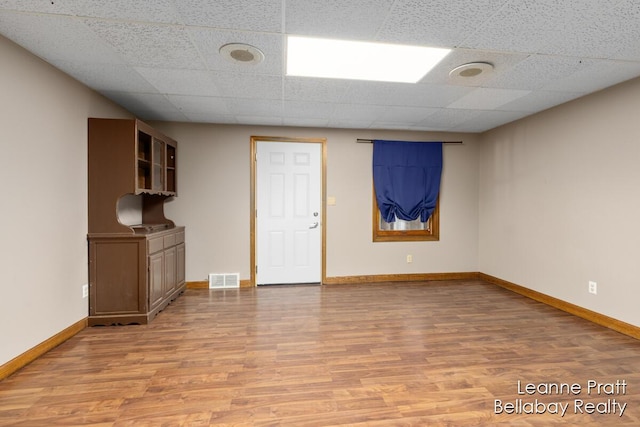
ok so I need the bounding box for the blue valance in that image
[373,140,443,223]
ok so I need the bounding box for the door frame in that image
[250,136,327,287]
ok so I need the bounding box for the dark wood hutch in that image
[88,118,185,326]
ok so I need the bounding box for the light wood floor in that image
[2,281,640,426]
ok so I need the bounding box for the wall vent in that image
[208,273,240,289]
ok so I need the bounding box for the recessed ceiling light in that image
[286,36,451,83]
[219,43,264,65]
[449,62,494,79]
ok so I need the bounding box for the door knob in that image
[309,222,319,229]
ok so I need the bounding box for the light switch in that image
[327,196,336,206]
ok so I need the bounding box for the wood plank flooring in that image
[2,280,640,426]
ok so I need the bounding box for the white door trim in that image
[250,136,326,287]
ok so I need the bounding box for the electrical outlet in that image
[406,254,413,263]
[82,284,89,298]
[588,281,597,295]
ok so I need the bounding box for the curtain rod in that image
[357,138,463,144]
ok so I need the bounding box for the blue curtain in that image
[373,140,443,223]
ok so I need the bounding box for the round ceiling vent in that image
[449,62,494,78]
[219,43,265,65]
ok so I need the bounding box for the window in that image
[372,190,439,241]
[371,139,442,242]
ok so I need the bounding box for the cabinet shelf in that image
[167,168,176,193]
[137,159,151,190]
[138,131,152,162]
[167,145,176,168]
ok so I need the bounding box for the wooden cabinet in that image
[88,118,185,326]
[88,228,185,325]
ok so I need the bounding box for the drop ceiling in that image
[2,0,640,132]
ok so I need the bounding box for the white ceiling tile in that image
[486,55,600,91]
[100,91,185,119]
[234,115,283,126]
[448,88,531,110]
[460,0,580,53]
[283,117,330,128]
[533,1,632,59]
[187,28,282,74]
[134,67,221,96]
[328,104,388,126]
[51,61,158,92]
[499,91,585,113]
[328,119,377,129]
[82,19,205,69]
[175,0,282,32]
[455,110,530,132]
[418,109,482,131]
[422,49,529,86]
[215,73,282,100]
[69,0,180,23]
[343,81,474,108]
[184,113,237,124]
[541,60,640,93]
[340,81,413,105]
[284,78,351,103]
[283,101,337,119]
[285,0,394,40]
[610,42,640,62]
[604,1,640,61]
[408,85,477,108]
[227,98,283,116]
[377,0,508,47]
[0,11,123,63]
[166,95,231,117]
[461,0,637,61]
[378,106,440,123]
[408,123,455,131]
[0,0,74,14]
[371,121,429,130]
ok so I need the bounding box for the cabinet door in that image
[149,252,164,309]
[164,246,177,298]
[89,238,146,316]
[176,242,185,286]
[136,130,152,192]
[152,138,165,192]
[166,142,177,194]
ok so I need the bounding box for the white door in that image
[256,141,322,285]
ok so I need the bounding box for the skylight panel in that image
[286,36,451,83]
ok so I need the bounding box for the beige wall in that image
[152,122,480,282]
[0,35,131,365]
[479,77,640,327]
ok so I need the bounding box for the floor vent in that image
[208,273,240,289]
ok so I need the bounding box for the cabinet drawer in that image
[175,230,185,245]
[148,236,164,254]
[163,233,176,248]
